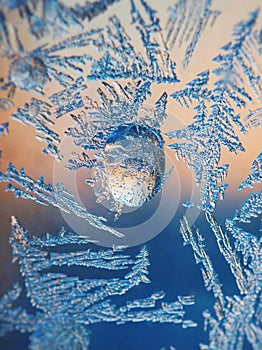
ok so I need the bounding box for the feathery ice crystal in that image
[0,0,261,349]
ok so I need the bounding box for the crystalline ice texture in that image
[103,123,165,207]
[9,56,49,91]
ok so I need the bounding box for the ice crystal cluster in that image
[0,217,197,349]
[0,0,261,349]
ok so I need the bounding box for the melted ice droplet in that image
[104,123,165,207]
[9,56,49,91]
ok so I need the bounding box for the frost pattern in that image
[88,0,179,83]
[181,211,261,350]
[239,152,262,190]
[168,7,262,350]
[0,163,123,238]
[0,27,100,96]
[0,0,121,39]
[10,98,62,160]
[0,217,197,349]
[166,0,221,71]
[0,1,261,349]
[168,10,261,211]
[0,122,9,137]
[66,80,167,215]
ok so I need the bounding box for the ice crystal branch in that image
[233,190,262,223]
[10,98,62,160]
[0,0,122,40]
[202,210,262,349]
[181,211,261,350]
[0,283,38,336]
[0,122,9,137]
[239,152,262,190]
[180,217,224,309]
[243,108,262,130]
[205,212,247,294]
[166,99,234,211]
[166,0,220,71]
[0,163,123,238]
[212,9,262,105]
[0,218,197,348]
[88,0,179,83]
[49,77,87,119]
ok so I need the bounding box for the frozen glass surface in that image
[0,1,261,349]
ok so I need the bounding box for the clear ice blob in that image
[9,56,49,91]
[103,123,165,207]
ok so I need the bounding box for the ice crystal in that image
[0,121,9,137]
[243,108,262,130]
[168,10,261,211]
[181,211,261,350]
[0,0,261,349]
[49,77,87,119]
[0,162,124,237]
[10,98,62,160]
[1,27,100,95]
[88,0,179,83]
[0,0,121,39]
[0,218,197,348]
[239,152,262,190]
[166,0,221,71]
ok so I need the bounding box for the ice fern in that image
[166,0,221,71]
[0,162,124,238]
[168,9,261,211]
[10,98,62,160]
[238,152,262,190]
[0,1,261,349]
[179,146,262,349]
[88,0,179,83]
[0,217,197,349]
[0,0,121,40]
[181,210,261,350]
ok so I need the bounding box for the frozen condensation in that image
[0,217,197,349]
[0,0,261,349]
